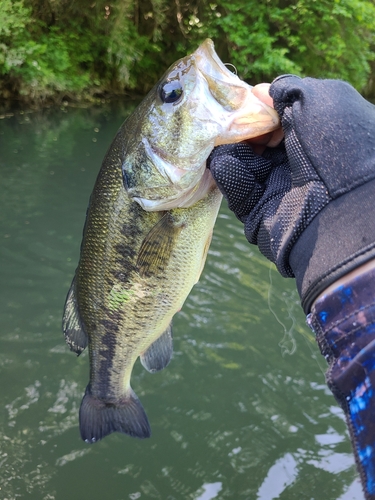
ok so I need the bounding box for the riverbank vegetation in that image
[1,0,375,107]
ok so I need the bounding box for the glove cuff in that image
[290,177,375,313]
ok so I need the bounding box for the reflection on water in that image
[196,482,223,500]
[0,105,363,499]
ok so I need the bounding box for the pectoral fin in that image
[62,277,88,355]
[137,213,183,278]
[140,323,173,373]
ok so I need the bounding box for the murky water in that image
[0,104,364,500]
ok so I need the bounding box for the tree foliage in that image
[1,0,374,105]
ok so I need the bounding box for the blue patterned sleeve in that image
[308,266,375,499]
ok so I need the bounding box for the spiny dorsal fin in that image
[140,323,173,373]
[137,213,183,278]
[62,276,88,355]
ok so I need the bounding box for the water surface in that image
[0,104,363,499]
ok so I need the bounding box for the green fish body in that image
[63,39,279,443]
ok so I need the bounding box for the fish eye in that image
[160,80,183,104]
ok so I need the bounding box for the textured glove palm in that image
[209,76,375,312]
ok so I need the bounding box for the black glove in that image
[208,76,375,313]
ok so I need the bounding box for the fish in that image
[62,38,279,443]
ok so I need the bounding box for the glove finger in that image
[209,153,256,219]
[268,74,303,118]
[244,162,292,251]
[208,142,254,163]
[208,143,273,219]
[209,143,272,182]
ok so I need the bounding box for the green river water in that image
[0,104,364,499]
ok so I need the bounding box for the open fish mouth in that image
[194,39,279,143]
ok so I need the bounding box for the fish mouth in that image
[194,39,280,142]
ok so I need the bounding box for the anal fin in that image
[62,276,88,355]
[141,323,173,373]
[79,385,151,443]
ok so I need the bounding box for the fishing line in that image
[299,319,327,377]
[301,333,327,378]
[224,63,237,75]
[267,263,297,356]
[268,265,326,375]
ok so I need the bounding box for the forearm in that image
[307,258,375,499]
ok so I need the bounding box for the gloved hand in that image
[208,76,375,313]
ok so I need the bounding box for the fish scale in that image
[62,38,279,443]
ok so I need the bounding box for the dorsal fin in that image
[140,323,173,373]
[62,276,88,355]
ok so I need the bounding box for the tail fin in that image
[79,385,151,443]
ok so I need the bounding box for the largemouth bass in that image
[63,39,279,443]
